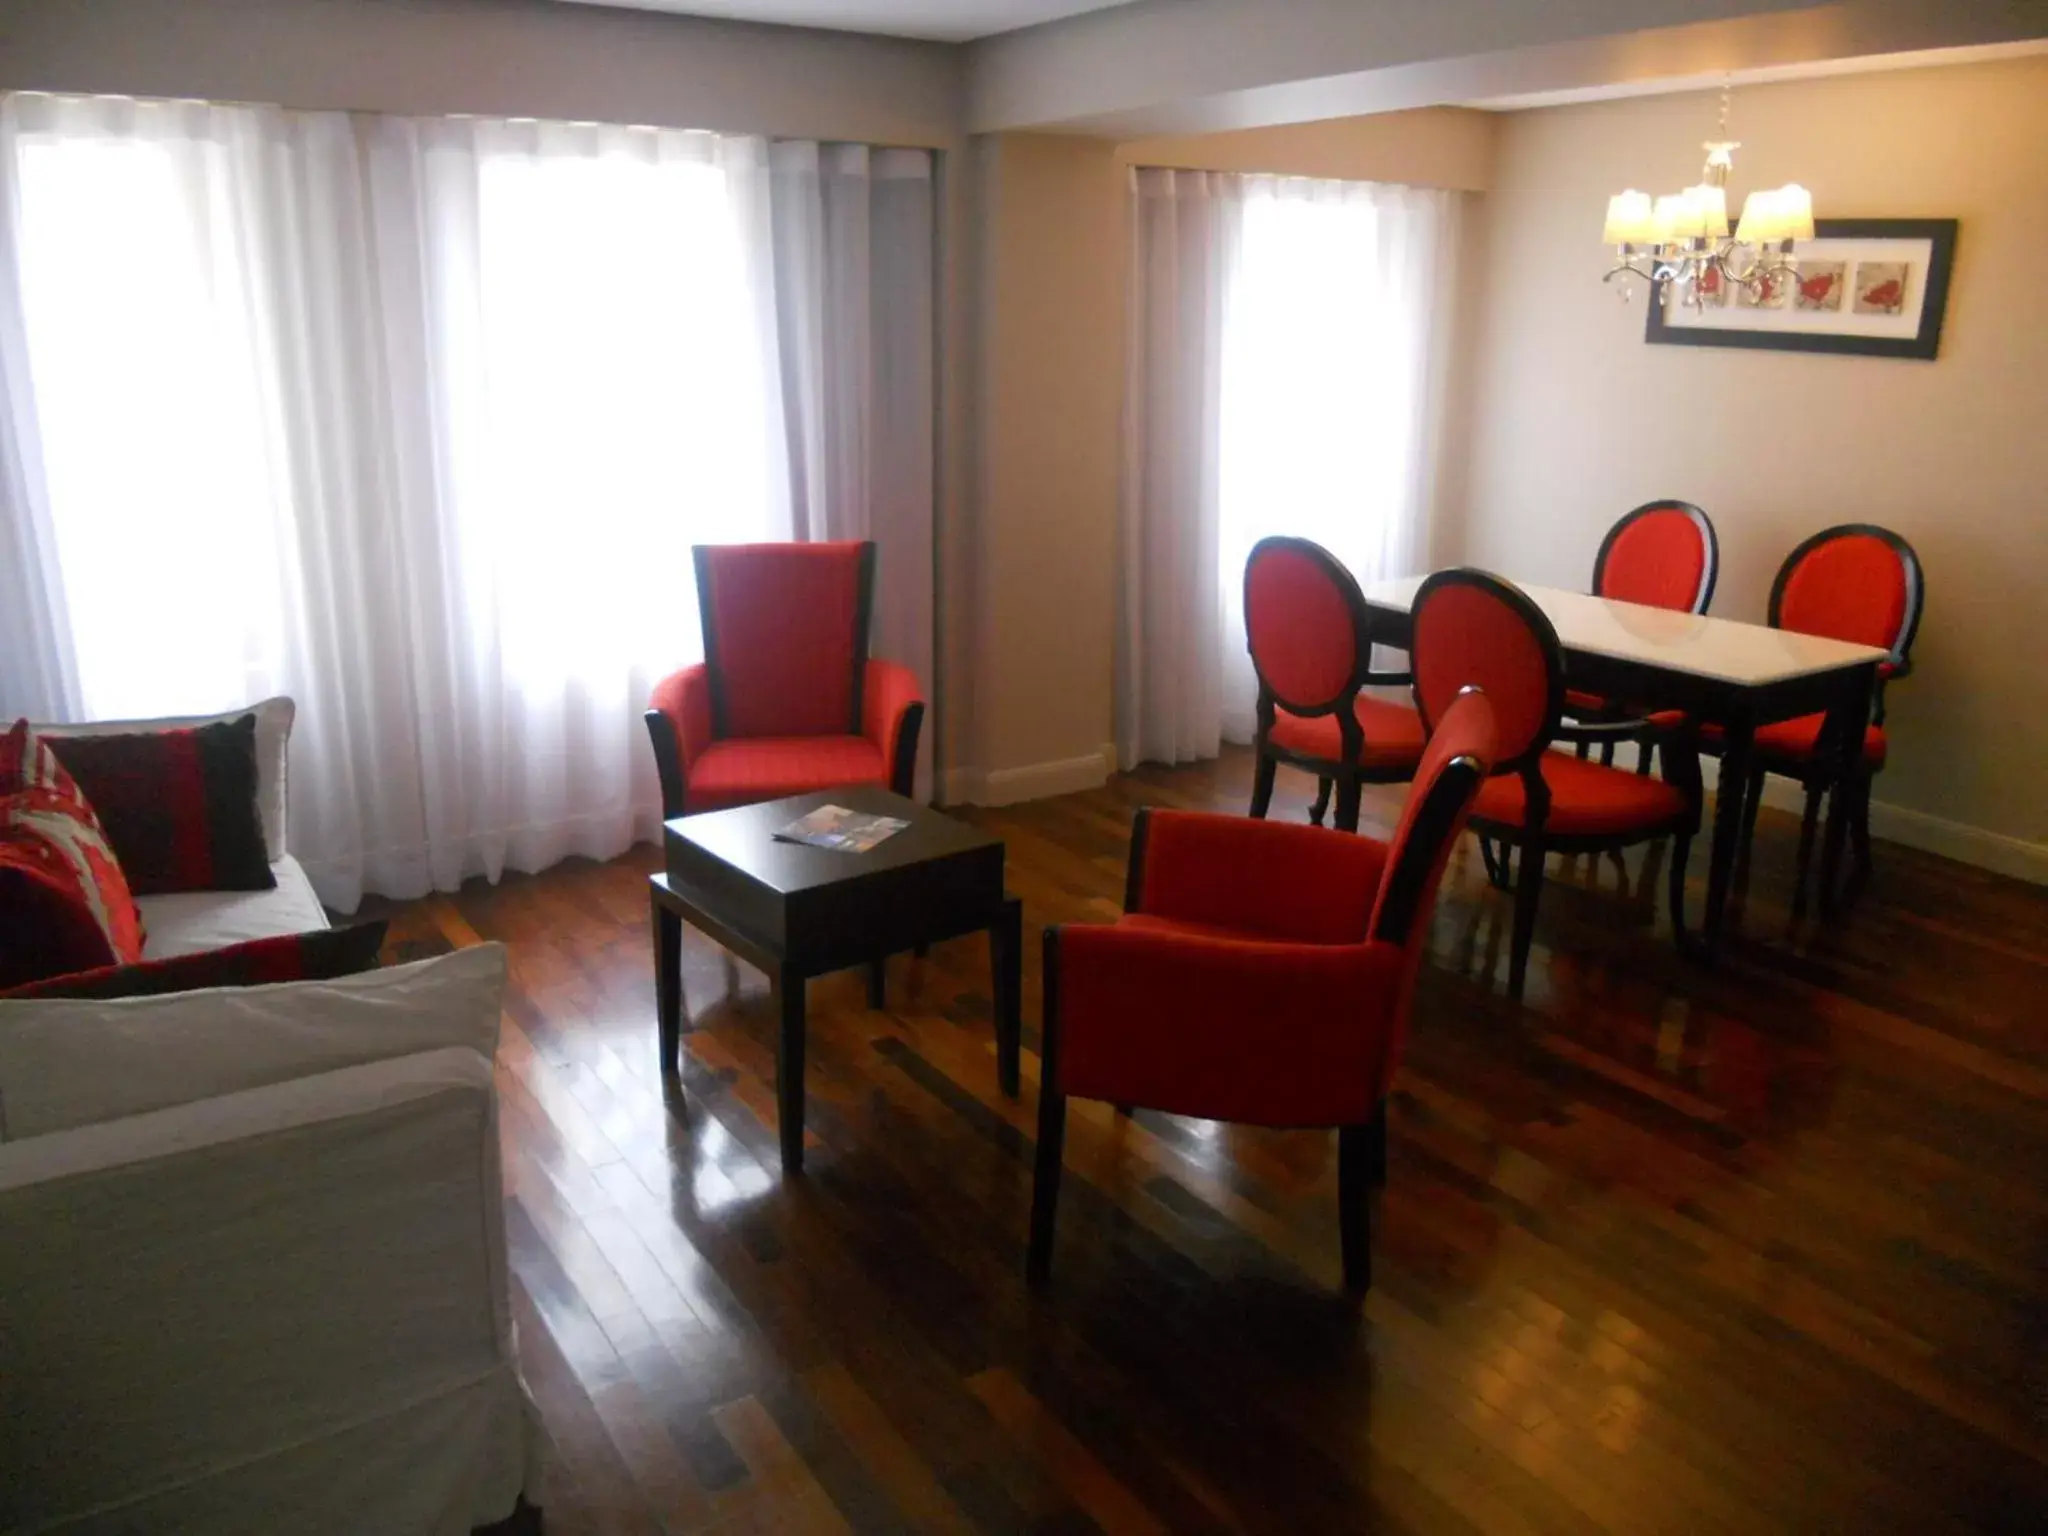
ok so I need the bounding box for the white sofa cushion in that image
[0,944,506,1142]
[139,854,329,959]
[38,696,295,861]
[0,1047,535,1534]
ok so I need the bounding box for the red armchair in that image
[645,541,924,819]
[1029,688,1498,1294]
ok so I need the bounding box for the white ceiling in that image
[552,0,1141,43]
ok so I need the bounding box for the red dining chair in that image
[1244,536,1425,833]
[1028,688,1498,1294]
[644,541,924,818]
[1568,499,1718,771]
[1413,569,1702,1002]
[1735,524,1924,901]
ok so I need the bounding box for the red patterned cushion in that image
[0,921,387,1000]
[1472,753,1688,836]
[44,713,273,895]
[685,736,888,812]
[0,718,83,798]
[0,788,147,988]
[1266,696,1426,771]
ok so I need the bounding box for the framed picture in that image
[1646,218,1958,360]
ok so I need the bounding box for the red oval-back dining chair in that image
[1569,500,1719,771]
[1028,687,1498,1294]
[1244,536,1425,833]
[1736,524,1923,901]
[644,541,924,818]
[1413,569,1703,1002]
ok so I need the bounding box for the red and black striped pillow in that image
[0,921,388,1001]
[39,713,274,895]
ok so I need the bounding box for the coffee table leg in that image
[991,897,1023,1098]
[651,893,683,1075]
[1702,719,1753,954]
[775,965,807,1174]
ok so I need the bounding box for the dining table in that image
[1360,575,1890,947]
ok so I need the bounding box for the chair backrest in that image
[1243,536,1373,717]
[1592,500,1718,614]
[694,541,874,740]
[1408,569,1562,774]
[1369,687,1496,950]
[1768,524,1924,669]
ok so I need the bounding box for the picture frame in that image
[1646,217,1958,360]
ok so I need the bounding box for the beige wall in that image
[1457,56,2048,875]
[0,0,961,148]
[957,133,1125,800]
[1116,107,1496,192]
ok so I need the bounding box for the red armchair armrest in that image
[1128,810,1388,946]
[862,659,926,797]
[646,664,714,818]
[1050,923,1405,1126]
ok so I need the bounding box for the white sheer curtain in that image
[1117,166,1459,766]
[0,93,934,910]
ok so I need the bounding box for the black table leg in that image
[1702,717,1754,951]
[866,957,887,1010]
[652,892,683,1075]
[775,965,807,1173]
[1816,662,1876,916]
[991,896,1023,1098]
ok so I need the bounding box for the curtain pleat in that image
[1117,166,1460,767]
[0,93,936,908]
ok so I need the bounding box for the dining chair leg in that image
[1333,777,1363,835]
[1637,739,1654,776]
[1479,836,1512,892]
[1508,843,1546,1001]
[1790,780,1824,917]
[1849,769,1876,889]
[1600,740,1617,768]
[1574,739,1590,760]
[1668,832,1694,955]
[1736,765,1766,875]
[1309,776,1334,827]
[1248,752,1277,821]
[1337,1121,1376,1295]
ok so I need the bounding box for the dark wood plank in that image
[356,748,2048,1535]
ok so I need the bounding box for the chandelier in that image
[1602,86,1813,308]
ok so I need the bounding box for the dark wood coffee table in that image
[649,785,1021,1172]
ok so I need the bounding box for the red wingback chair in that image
[1029,688,1498,1295]
[1244,536,1425,833]
[1735,524,1923,900]
[1568,500,1719,770]
[1412,569,1702,1002]
[644,541,924,818]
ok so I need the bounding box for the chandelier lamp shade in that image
[1603,87,1814,307]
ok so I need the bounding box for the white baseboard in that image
[1698,755,2047,886]
[943,744,1116,808]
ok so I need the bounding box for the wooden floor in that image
[368,752,2048,1535]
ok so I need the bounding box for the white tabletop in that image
[1363,576,1888,687]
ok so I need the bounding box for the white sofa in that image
[37,696,331,957]
[0,947,540,1535]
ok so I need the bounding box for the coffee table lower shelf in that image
[650,871,1023,1172]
